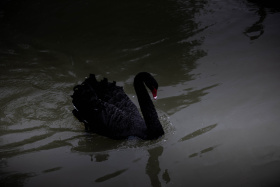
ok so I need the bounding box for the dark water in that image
[1,0,280,186]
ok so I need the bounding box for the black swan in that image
[71,72,164,140]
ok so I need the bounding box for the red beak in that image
[152,88,157,100]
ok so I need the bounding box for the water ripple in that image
[179,123,218,142]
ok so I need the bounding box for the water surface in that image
[1,0,280,186]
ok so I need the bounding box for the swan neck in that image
[134,73,163,139]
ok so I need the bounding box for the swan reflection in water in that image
[92,145,171,186]
[146,146,171,186]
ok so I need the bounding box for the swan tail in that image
[71,75,102,128]
[71,74,123,132]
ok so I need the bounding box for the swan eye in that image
[152,88,157,100]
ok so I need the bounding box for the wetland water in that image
[1,0,280,186]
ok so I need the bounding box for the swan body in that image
[71,72,164,140]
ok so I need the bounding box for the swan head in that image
[134,72,159,100]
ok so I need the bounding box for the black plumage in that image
[71,72,164,140]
